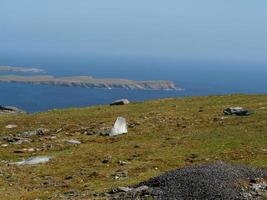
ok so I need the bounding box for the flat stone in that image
[0,105,25,114]
[110,99,130,106]
[5,124,18,129]
[117,187,133,192]
[66,139,81,145]
[14,148,35,153]
[11,156,52,165]
[134,185,149,192]
[223,107,250,116]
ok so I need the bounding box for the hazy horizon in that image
[1,1,267,65]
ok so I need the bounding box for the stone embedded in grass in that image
[223,107,251,116]
[10,156,53,165]
[18,128,50,138]
[110,117,128,136]
[102,155,112,164]
[5,124,17,129]
[111,169,128,180]
[66,139,81,145]
[14,148,35,153]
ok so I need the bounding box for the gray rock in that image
[223,107,251,116]
[117,187,133,192]
[112,169,128,180]
[5,124,18,129]
[66,139,81,145]
[0,105,25,114]
[134,185,149,192]
[110,117,128,136]
[18,128,50,137]
[110,99,130,106]
[10,156,52,165]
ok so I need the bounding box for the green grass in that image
[0,94,266,199]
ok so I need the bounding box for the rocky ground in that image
[0,94,266,199]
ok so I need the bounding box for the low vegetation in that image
[0,94,266,199]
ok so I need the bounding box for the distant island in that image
[0,75,180,90]
[0,66,45,73]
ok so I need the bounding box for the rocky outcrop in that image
[0,75,179,90]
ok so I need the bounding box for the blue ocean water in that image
[0,55,266,112]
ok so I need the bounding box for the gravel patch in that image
[110,162,267,199]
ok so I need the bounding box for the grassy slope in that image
[0,94,266,199]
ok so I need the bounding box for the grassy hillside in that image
[0,94,266,199]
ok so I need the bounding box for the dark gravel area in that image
[106,162,267,199]
[134,162,267,200]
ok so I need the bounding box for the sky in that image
[1,0,267,63]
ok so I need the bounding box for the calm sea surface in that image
[0,55,266,112]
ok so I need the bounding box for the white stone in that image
[110,117,128,136]
[66,139,81,145]
[5,124,17,129]
[110,99,130,106]
[11,156,52,165]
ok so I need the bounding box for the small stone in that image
[5,124,17,129]
[56,128,63,133]
[19,128,50,138]
[118,160,129,166]
[135,185,149,192]
[10,156,53,165]
[112,169,128,180]
[1,144,8,147]
[66,139,81,145]
[13,140,23,145]
[117,187,132,192]
[102,156,112,164]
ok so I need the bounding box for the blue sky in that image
[1,0,267,62]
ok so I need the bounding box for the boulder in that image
[110,99,130,106]
[223,107,250,116]
[110,117,128,136]
[0,105,25,114]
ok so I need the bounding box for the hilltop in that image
[0,94,266,199]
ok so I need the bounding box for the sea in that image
[0,54,266,113]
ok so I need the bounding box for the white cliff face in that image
[110,117,128,136]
